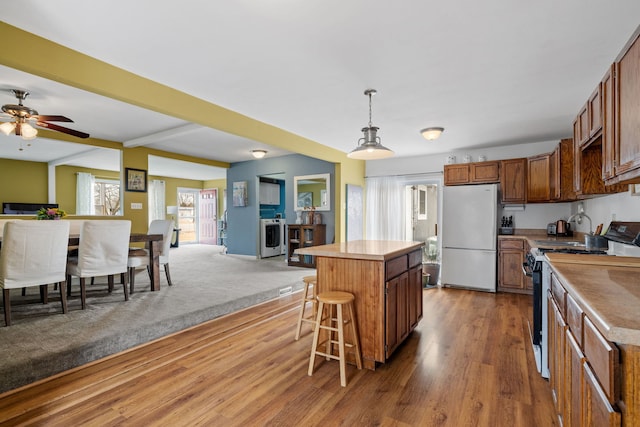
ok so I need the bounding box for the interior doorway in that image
[405,183,439,287]
[177,188,199,243]
[199,189,218,244]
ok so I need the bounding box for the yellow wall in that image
[0,159,48,206]
[204,179,227,219]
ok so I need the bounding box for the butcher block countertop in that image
[546,252,640,346]
[295,240,423,261]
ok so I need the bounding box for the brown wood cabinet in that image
[527,153,552,202]
[613,27,640,184]
[444,161,499,185]
[548,270,623,426]
[603,65,617,181]
[497,238,531,294]
[287,224,326,268]
[553,139,577,201]
[500,158,527,203]
[385,253,423,359]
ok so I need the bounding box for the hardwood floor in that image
[0,288,557,426]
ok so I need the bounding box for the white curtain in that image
[365,176,406,240]
[76,172,95,215]
[149,180,166,223]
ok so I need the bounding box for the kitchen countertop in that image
[498,229,591,249]
[499,230,640,346]
[295,240,423,261]
[546,253,640,346]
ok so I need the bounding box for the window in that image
[94,179,121,215]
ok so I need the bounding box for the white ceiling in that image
[2,1,640,180]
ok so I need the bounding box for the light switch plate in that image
[131,203,143,210]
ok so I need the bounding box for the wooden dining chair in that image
[0,221,71,326]
[66,220,131,309]
[127,219,174,293]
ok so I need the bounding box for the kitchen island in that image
[296,240,424,370]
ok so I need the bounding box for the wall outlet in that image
[131,202,143,210]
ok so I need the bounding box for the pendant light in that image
[347,89,394,160]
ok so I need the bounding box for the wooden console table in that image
[296,240,424,370]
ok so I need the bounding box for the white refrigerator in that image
[441,183,497,292]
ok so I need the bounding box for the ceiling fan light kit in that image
[0,89,90,144]
[348,89,394,160]
[420,127,444,140]
[251,149,267,159]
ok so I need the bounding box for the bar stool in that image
[308,291,362,387]
[294,275,318,340]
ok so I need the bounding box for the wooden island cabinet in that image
[296,240,424,370]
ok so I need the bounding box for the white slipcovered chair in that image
[127,219,173,293]
[67,220,131,309]
[0,220,70,326]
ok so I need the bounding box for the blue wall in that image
[226,154,335,256]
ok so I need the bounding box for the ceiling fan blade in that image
[33,115,73,122]
[36,121,90,139]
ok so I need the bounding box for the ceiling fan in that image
[0,89,90,141]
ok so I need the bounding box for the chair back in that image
[148,220,173,260]
[0,221,70,289]
[77,220,131,277]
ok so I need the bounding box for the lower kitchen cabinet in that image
[385,255,424,358]
[498,238,531,294]
[548,270,626,426]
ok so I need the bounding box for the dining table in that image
[1,233,165,291]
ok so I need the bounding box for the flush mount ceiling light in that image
[347,89,394,160]
[251,149,267,159]
[420,127,445,141]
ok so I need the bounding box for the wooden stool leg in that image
[349,302,363,370]
[295,282,310,340]
[325,303,334,361]
[336,303,347,387]
[308,301,325,377]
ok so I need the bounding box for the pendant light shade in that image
[348,89,394,160]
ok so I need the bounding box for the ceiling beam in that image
[123,123,201,148]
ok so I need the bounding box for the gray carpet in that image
[0,245,310,394]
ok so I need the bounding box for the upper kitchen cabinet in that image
[613,26,640,184]
[552,139,576,202]
[500,158,527,204]
[602,65,616,181]
[527,139,576,203]
[527,153,552,202]
[444,161,499,186]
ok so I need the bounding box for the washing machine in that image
[260,218,282,258]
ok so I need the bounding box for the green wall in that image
[0,159,48,207]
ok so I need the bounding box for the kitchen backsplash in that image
[498,189,640,234]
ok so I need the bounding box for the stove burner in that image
[537,248,608,255]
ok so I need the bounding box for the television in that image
[2,202,59,215]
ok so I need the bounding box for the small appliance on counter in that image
[546,222,556,235]
[555,219,572,236]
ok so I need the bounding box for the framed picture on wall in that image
[233,181,248,207]
[125,168,147,192]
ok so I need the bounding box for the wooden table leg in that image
[149,240,161,291]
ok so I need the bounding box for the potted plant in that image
[422,236,440,287]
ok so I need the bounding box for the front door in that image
[199,189,217,245]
